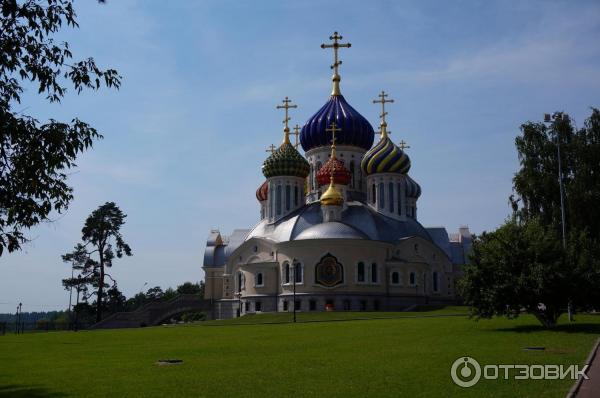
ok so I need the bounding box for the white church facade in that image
[203,33,472,319]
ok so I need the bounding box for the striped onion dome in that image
[316,157,351,186]
[256,180,268,202]
[262,137,310,179]
[360,126,411,175]
[300,95,375,151]
[405,175,422,198]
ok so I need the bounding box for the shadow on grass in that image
[0,384,69,397]
[494,323,600,334]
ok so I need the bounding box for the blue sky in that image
[1,0,599,312]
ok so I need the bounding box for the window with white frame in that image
[391,271,400,285]
[294,262,303,284]
[283,262,290,284]
[409,271,416,286]
[255,272,264,287]
[237,271,245,292]
[371,263,378,283]
[357,262,365,282]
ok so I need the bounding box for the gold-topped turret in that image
[321,32,351,96]
[276,96,298,145]
[320,122,344,207]
[373,90,394,139]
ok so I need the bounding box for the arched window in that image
[294,262,303,283]
[283,262,290,284]
[397,182,402,215]
[357,262,365,282]
[409,272,415,286]
[391,271,399,285]
[349,161,355,189]
[269,184,274,218]
[294,186,299,207]
[285,185,291,211]
[372,184,376,204]
[256,272,263,287]
[371,263,378,283]
[433,272,439,292]
[309,165,314,191]
[315,162,322,190]
[378,183,385,210]
[389,182,394,213]
[237,271,244,292]
[276,185,282,215]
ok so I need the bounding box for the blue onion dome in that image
[405,175,422,199]
[360,126,411,175]
[262,132,310,178]
[300,95,375,152]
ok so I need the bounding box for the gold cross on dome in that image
[398,140,410,151]
[325,121,342,147]
[321,32,351,76]
[292,124,301,149]
[373,90,394,126]
[265,144,276,154]
[276,96,298,133]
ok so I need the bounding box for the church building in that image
[203,33,472,319]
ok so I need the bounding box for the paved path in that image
[571,338,600,398]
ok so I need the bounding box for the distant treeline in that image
[1,281,204,327]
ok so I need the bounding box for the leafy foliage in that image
[0,0,121,255]
[62,202,131,323]
[513,109,600,237]
[460,109,600,328]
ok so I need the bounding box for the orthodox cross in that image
[373,90,394,137]
[321,32,351,95]
[326,121,342,161]
[293,124,301,149]
[398,140,410,151]
[321,32,351,75]
[325,121,341,147]
[276,96,298,132]
[373,90,394,125]
[265,144,276,154]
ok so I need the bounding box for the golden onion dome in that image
[320,178,344,206]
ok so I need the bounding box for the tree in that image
[61,202,131,323]
[176,281,204,295]
[460,109,600,328]
[0,0,121,255]
[513,108,600,238]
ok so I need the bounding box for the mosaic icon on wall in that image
[315,254,344,287]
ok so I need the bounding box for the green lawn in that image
[1,308,598,398]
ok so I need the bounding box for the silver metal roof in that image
[246,201,433,243]
[295,221,369,240]
[203,229,250,267]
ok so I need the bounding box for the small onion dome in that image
[360,127,411,175]
[316,157,351,187]
[256,180,268,202]
[262,140,310,179]
[320,181,344,206]
[405,175,422,199]
[300,95,375,152]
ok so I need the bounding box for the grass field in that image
[1,308,598,397]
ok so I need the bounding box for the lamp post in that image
[292,259,297,323]
[415,284,418,304]
[543,112,571,321]
[16,302,22,334]
[235,291,242,318]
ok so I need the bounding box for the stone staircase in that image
[91,294,209,329]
